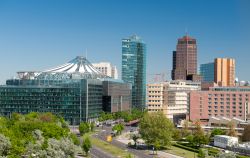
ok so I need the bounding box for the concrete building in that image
[190,87,250,123]
[92,62,118,79]
[146,83,168,114]
[171,35,198,81]
[214,135,238,148]
[147,80,200,121]
[215,58,235,86]
[122,35,146,109]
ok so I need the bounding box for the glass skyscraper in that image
[122,35,146,109]
[200,62,214,82]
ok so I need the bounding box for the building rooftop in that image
[34,56,109,80]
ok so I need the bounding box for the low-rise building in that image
[92,62,118,79]
[190,87,250,123]
[147,80,200,122]
[0,57,131,124]
[214,135,238,148]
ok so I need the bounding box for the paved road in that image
[94,126,184,158]
[94,126,155,158]
[90,146,116,158]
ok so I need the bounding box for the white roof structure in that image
[44,56,101,74]
[36,56,108,80]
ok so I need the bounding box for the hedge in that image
[173,143,199,153]
[236,155,250,158]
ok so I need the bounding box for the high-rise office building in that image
[172,35,198,80]
[92,62,118,79]
[122,35,146,109]
[214,58,235,86]
[200,62,214,82]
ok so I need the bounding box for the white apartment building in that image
[92,62,118,79]
[147,80,200,120]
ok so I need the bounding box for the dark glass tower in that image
[122,35,146,109]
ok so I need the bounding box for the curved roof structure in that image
[36,56,108,80]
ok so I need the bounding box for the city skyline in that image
[0,0,250,84]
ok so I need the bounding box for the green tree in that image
[70,133,80,146]
[131,134,140,147]
[79,122,90,135]
[181,120,191,137]
[198,149,206,158]
[0,134,11,156]
[0,113,76,157]
[242,124,250,142]
[90,122,95,132]
[139,112,174,152]
[192,121,209,147]
[82,136,92,156]
[210,128,226,138]
[112,124,124,135]
[227,121,237,137]
[172,129,181,140]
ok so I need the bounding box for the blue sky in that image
[0,0,249,84]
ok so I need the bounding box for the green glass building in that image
[122,35,146,109]
[0,56,131,124]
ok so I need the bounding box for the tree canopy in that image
[98,108,146,122]
[227,121,237,137]
[210,128,226,138]
[112,123,124,135]
[187,121,209,147]
[139,112,174,148]
[0,112,82,157]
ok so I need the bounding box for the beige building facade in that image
[147,83,168,115]
[92,62,118,79]
[214,58,235,87]
[147,80,200,120]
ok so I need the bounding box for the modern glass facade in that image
[0,57,132,124]
[102,79,132,112]
[122,35,146,109]
[0,79,103,124]
[200,62,214,82]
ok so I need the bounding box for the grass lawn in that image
[86,133,133,158]
[91,137,132,158]
[165,145,198,158]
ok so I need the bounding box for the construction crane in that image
[148,73,166,83]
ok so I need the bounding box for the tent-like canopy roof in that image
[36,56,108,80]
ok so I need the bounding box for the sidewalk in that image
[116,132,184,158]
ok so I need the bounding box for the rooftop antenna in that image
[185,27,188,36]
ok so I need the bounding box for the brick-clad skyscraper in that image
[171,35,197,80]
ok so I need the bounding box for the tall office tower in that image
[122,35,146,109]
[200,62,214,82]
[92,62,118,79]
[214,58,235,86]
[172,35,197,80]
